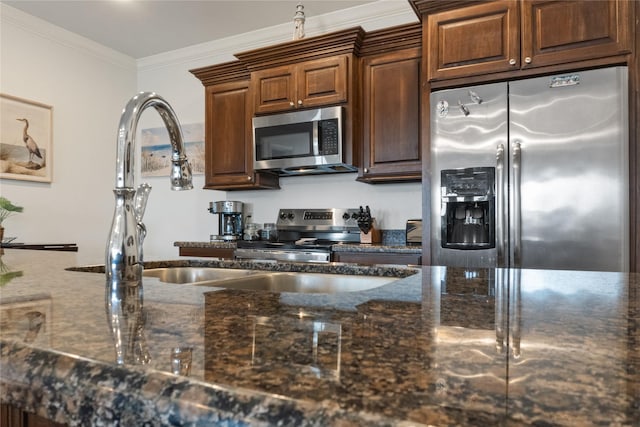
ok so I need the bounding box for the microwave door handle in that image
[312,120,320,155]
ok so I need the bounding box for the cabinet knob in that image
[297,100,303,106]
[247,176,252,181]
[509,58,517,66]
[289,101,295,107]
[364,168,369,173]
[524,56,532,64]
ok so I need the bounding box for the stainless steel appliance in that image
[234,208,362,263]
[430,66,629,271]
[209,201,244,241]
[252,106,357,175]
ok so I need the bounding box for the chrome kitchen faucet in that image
[105,92,193,365]
[106,92,193,289]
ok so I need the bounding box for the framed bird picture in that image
[0,94,53,183]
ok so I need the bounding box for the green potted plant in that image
[0,197,23,242]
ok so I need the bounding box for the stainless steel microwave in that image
[252,106,357,175]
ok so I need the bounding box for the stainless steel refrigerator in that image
[430,66,629,271]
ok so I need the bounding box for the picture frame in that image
[0,94,53,183]
[141,122,204,177]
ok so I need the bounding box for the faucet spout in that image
[106,92,193,287]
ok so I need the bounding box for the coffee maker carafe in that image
[440,167,495,249]
[209,201,244,241]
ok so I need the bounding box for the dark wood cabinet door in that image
[333,251,422,266]
[521,0,632,68]
[297,55,348,109]
[178,247,235,258]
[359,48,422,182]
[427,0,520,81]
[1,404,65,427]
[205,81,279,190]
[252,65,296,114]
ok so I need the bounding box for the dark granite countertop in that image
[1,249,638,426]
[174,240,422,254]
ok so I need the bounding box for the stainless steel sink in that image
[143,267,397,293]
[191,272,394,293]
[143,267,258,284]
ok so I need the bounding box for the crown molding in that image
[1,3,136,70]
[137,0,419,72]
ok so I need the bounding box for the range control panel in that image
[276,208,361,229]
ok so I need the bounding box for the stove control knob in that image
[351,213,358,219]
[287,212,295,220]
[342,213,350,220]
[279,212,288,220]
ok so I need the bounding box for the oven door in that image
[253,120,316,170]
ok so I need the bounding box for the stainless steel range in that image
[234,208,363,263]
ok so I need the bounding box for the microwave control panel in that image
[318,119,339,155]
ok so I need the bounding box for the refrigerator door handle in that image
[496,143,507,266]
[512,141,522,267]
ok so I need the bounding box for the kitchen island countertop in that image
[0,249,638,426]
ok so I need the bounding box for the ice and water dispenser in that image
[440,167,495,249]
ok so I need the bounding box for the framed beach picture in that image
[141,122,204,177]
[0,94,53,183]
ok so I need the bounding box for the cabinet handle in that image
[289,101,295,107]
[509,58,517,66]
[297,100,303,106]
[524,56,532,64]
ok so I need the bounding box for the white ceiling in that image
[3,0,378,58]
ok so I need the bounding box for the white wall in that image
[0,4,137,264]
[0,1,422,264]
[137,1,423,261]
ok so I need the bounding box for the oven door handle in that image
[234,248,331,263]
[312,120,320,155]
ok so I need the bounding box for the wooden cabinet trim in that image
[235,27,365,71]
[190,60,250,86]
[360,22,422,56]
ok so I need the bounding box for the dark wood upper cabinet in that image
[521,0,632,69]
[190,61,279,190]
[252,55,348,114]
[424,0,632,81]
[358,23,422,183]
[236,27,364,170]
[427,1,520,81]
[191,29,366,190]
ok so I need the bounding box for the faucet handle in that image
[134,183,152,223]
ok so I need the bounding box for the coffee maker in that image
[440,167,495,249]
[209,201,244,241]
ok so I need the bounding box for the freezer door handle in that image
[496,143,507,266]
[512,141,522,267]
